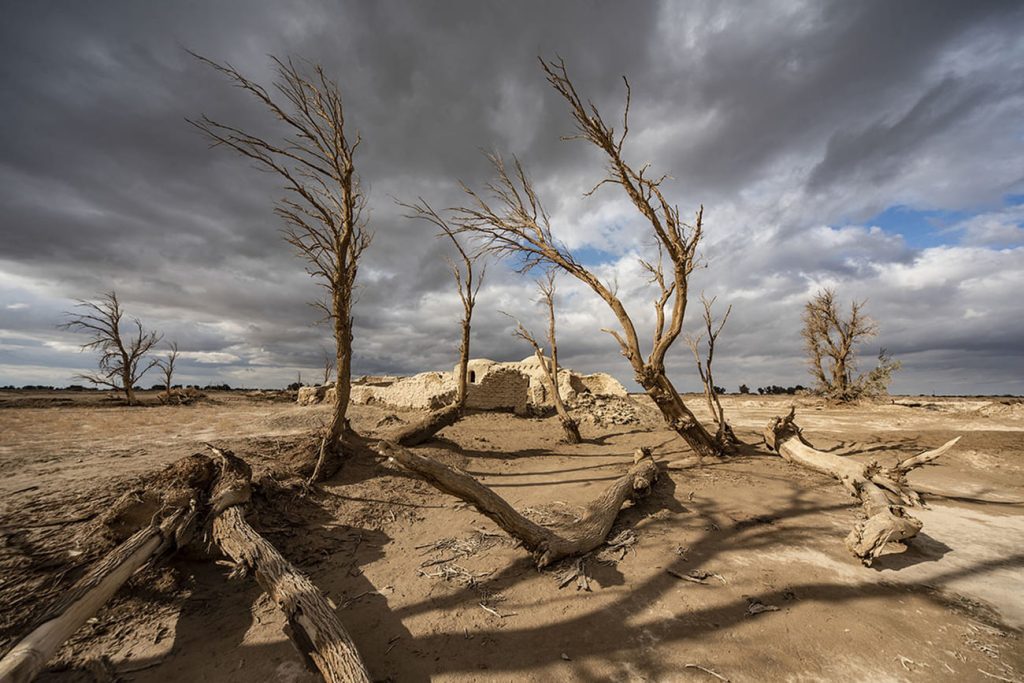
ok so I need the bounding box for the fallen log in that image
[0,455,214,683]
[374,440,659,567]
[387,403,462,447]
[205,445,370,683]
[764,408,961,564]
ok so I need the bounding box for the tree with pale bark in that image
[60,291,161,406]
[509,271,582,443]
[190,54,371,467]
[450,57,721,458]
[801,288,900,402]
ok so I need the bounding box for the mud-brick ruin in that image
[297,355,628,414]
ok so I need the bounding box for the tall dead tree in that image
[60,291,161,406]
[510,271,581,443]
[191,54,371,461]
[452,58,721,458]
[387,200,484,446]
[802,288,900,402]
[686,294,737,449]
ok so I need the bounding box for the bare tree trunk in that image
[375,441,658,567]
[327,290,353,452]
[639,370,719,459]
[764,409,961,564]
[456,317,471,407]
[207,446,370,682]
[387,403,462,447]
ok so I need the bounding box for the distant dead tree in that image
[510,271,581,443]
[686,294,737,449]
[387,200,485,446]
[191,54,371,467]
[451,57,721,458]
[60,291,161,406]
[802,288,900,402]
[321,348,335,386]
[157,342,179,402]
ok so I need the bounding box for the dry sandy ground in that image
[1,390,1022,682]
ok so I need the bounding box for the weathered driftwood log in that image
[764,408,961,564]
[374,441,659,567]
[387,403,462,447]
[0,456,214,683]
[206,445,370,683]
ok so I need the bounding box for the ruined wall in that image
[465,367,531,415]
[350,372,456,410]
[579,372,629,398]
[300,358,629,411]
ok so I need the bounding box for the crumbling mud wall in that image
[350,372,456,410]
[464,366,531,414]
[298,356,629,413]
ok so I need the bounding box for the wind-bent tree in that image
[802,288,900,402]
[451,58,721,458]
[510,271,582,443]
[157,342,179,403]
[60,291,161,406]
[190,54,371,462]
[388,200,485,446]
[686,294,737,449]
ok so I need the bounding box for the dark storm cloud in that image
[1,0,1023,393]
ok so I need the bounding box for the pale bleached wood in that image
[764,409,960,564]
[207,445,370,683]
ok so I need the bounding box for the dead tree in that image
[802,288,900,402]
[322,348,335,386]
[510,271,581,443]
[191,54,371,468]
[0,455,215,682]
[764,409,961,564]
[60,291,161,406]
[388,200,484,447]
[157,341,179,403]
[376,441,658,567]
[206,445,370,682]
[451,58,721,458]
[686,294,737,449]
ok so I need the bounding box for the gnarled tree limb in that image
[374,441,658,567]
[764,409,960,564]
[0,456,214,683]
[205,445,370,683]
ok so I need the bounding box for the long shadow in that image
[391,473,1024,678]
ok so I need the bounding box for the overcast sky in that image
[1,1,1022,395]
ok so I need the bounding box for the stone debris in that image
[569,393,643,426]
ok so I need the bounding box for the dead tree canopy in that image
[510,271,581,444]
[156,341,181,404]
[764,408,961,564]
[60,291,161,406]
[191,53,371,462]
[802,288,900,402]
[450,57,721,459]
